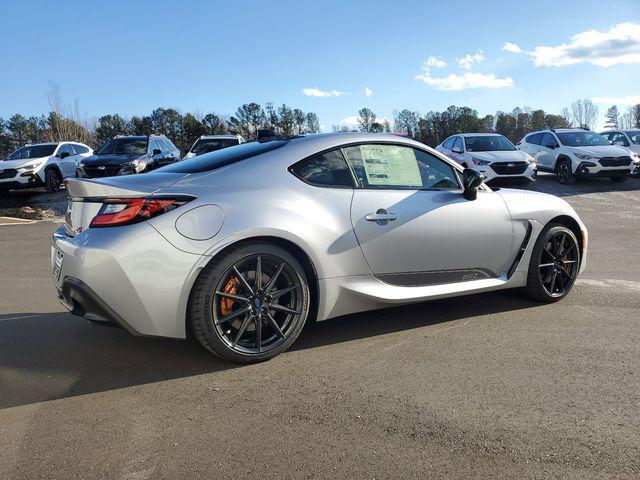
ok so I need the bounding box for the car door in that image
[56,144,77,178]
[449,136,466,165]
[344,143,515,284]
[538,133,559,169]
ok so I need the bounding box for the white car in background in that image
[599,129,640,175]
[436,133,537,184]
[0,142,93,194]
[517,129,634,184]
[183,135,245,159]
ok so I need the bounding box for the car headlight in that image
[20,162,43,170]
[574,153,596,160]
[471,157,491,166]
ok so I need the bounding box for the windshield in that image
[627,131,640,145]
[191,138,238,155]
[6,144,56,160]
[557,131,610,147]
[158,140,288,174]
[97,138,148,155]
[464,135,515,152]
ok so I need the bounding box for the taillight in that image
[90,196,193,228]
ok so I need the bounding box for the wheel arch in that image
[554,154,572,172]
[185,235,320,339]
[42,163,63,181]
[547,214,584,258]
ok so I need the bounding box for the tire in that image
[45,168,62,193]
[556,159,575,185]
[610,175,627,183]
[522,224,580,303]
[188,242,311,363]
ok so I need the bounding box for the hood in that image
[0,155,49,170]
[468,150,530,163]
[569,145,631,157]
[81,153,147,166]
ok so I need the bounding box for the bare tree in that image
[569,99,599,130]
[357,108,376,132]
[46,82,93,144]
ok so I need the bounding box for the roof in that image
[198,135,242,140]
[458,133,503,137]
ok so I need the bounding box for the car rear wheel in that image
[188,242,310,363]
[523,225,580,303]
[556,160,575,185]
[45,168,62,192]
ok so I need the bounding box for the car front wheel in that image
[556,160,575,185]
[188,242,311,363]
[523,225,580,303]
[45,168,63,192]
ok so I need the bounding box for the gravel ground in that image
[0,173,639,479]
[0,188,66,222]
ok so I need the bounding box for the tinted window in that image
[97,138,148,155]
[157,140,289,174]
[610,133,629,146]
[160,138,174,151]
[6,144,57,160]
[627,131,640,145]
[191,138,239,155]
[556,131,609,147]
[442,137,454,149]
[465,135,515,152]
[72,144,89,154]
[57,144,75,156]
[527,133,543,145]
[342,144,460,190]
[149,139,161,153]
[541,133,557,148]
[453,137,463,151]
[291,149,354,188]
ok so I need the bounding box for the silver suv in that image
[517,129,634,184]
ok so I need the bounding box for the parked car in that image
[0,141,93,194]
[183,135,245,159]
[53,133,587,363]
[77,135,180,178]
[599,129,640,175]
[436,133,536,184]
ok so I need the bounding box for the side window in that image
[149,139,161,154]
[541,133,557,148]
[452,137,463,151]
[72,144,88,154]
[341,144,460,191]
[161,139,174,151]
[57,144,74,157]
[600,132,612,141]
[443,137,454,149]
[527,133,543,145]
[611,133,629,146]
[290,149,354,188]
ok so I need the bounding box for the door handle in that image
[365,209,397,225]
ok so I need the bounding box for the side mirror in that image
[462,168,484,201]
[152,149,162,156]
[59,151,70,159]
[452,146,463,154]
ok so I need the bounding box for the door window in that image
[57,144,74,157]
[442,137,454,149]
[526,133,543,145]
[610,132,629,146]
[452,137,463,152]
[72,144,89,154]
[149,139,161,154]
[290,149,354,188]
[342,144,460,191]
[541,133,557,148]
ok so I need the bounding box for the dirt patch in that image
[0,188,67,222]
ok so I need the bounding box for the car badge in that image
[97,166,106,170]
[507,163,515,168]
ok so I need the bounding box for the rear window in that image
[158,140,288,174]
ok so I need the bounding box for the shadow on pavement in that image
[0,290,539,409]
[516,171,640,197]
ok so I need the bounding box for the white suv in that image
[0,141,93,194]
[436,133,537,184]
[599,129,640,175]
[517,129,634,184]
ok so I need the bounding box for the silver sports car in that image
[52,133,588,363]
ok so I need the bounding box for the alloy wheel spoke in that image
[539,262,555,268]
[232,266,254,296]
[255,316,262,353]
[264,263,285,294]
[549,271,557,294]
[265,313,286,339]
[558,234,566,256]
[269,303,300,315]
[232,314,252,347]
[215,291,250,303]
[270,284,298,300]
[215,305,251,325]
[561,243,576,257]
[542,248,556,261]
[255,256,262,291]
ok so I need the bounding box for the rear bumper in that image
[51,223,204,338]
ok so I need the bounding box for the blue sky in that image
[1,0,639,130]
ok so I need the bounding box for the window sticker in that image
[360,145,422,187]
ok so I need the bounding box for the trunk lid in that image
[65,172,188,235]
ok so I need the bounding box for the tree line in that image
[339,100,640,147]
[0,102,321,158]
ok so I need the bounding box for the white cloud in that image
[302,88,345,97]
[529,22,640,67]
[365,86,373,97]
[424,56,447,69]
[415,71,514,91]
[458,51,485,69]
[502,42,522,54]
[592,95,640,105]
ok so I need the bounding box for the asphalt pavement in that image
[1,173,639,479]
